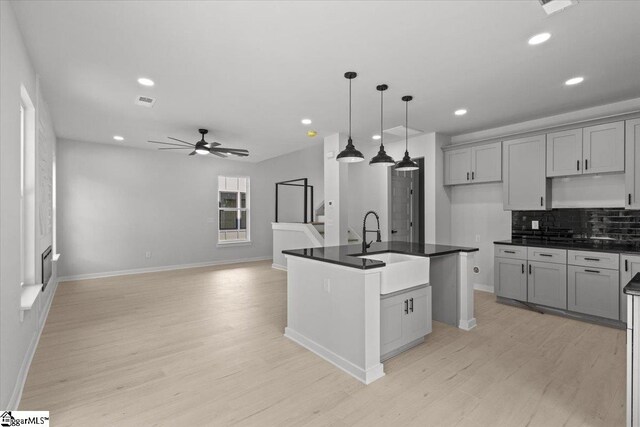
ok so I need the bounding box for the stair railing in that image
[275,178,314,224]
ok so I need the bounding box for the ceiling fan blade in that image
[188,151,196,156]
[158,147,191,150]
[149,141,194,148]
[209,151,227,158]
[210,147,249,153]
[228,152,249,157]
[210,141,221,147]
[167,137,195,146]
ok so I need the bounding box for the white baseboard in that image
[474,283,494,293]
[58,256,273,282]
[284,327,385,385]
[271,263,287,271]
[7,277,59,409]
[458,317,477,331]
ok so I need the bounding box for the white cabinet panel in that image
[546,129,583,177]
[503,135,550,210]
[621,255,640,322]
[471,142,502,183]
[444,148,471,185]
[380,293,405,356]
[583,121,625,175]
[626,118,640,209]
[403,286,432,344]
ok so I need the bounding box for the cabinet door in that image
[527,261,567,309]
[621,255,640,322]
[568,265,619,320]
[583,121,625,175]
[546,129,583,177]
[403,286,432,344]
[471,142,502,183]
[625,119,640,209]
[380,293,406,356]
[503,135,549,210]
[494,257,527,300]
[444,148,471,185]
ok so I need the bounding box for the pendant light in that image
[336,71,364,163]
[369,84,395,166]
[394,95,419,172]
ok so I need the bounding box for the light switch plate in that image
[532,220,539,230]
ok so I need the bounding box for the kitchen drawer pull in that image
[504,250,516,254]
[585,269,600,274]
[539,253,553,257]
[584,257,601,262]
[404,300,409,314]
[472,171,475,180]
[466,172,469,181]
[409,298,414,313]
[585,159,588,170]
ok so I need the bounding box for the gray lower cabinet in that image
[494,257,527,301]
[568,265,619,320]
[621,255,640,322]
[527,260,567,309]
[380,285,432,360]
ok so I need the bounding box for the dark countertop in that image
[495,239,640,255]
[624,273,640,296]
[282,241,479,270]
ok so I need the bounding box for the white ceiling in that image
[12,0,640,162]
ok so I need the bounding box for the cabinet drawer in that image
[495,245,527,260]
[527,247,567,264]
[567,250,619,270]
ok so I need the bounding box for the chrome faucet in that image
[362,210,382,252]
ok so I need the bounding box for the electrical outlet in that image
[532,220,539,230]
[145,251,152,259]
[475,234,480,243]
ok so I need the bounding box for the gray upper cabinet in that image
[582,121,625,175]
[503,135,550,210]
[494,256,527,300]
[527,260,567,309]
[546,129,583,177]
[443,142,501,186]
[625,118,640,208]
[568,265,619,320]
[621,255,640,322]
[444,147,471,185]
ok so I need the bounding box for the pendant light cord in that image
[380,89,384,147]
[405,99,409,152]
[348,78,352,138]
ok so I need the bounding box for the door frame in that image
[387,157,425,244]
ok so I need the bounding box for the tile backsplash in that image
[513,208,640,242]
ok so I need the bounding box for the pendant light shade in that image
[337,71,364,163]
[370,84,395,166]
[395,95,419,172]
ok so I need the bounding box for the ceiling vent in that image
[135,95,156,107]
[379,125,424,143]
[539,0,578,15]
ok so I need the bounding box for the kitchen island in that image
[282,241,478,384]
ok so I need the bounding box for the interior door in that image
[391,171,412,242]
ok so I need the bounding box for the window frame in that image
[217,176,250,245]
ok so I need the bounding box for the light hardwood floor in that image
[21,260,625,426]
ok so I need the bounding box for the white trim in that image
[284,327,385,385]
[216,240,252,247]
[8,278,59,410]
[271,222,324,247]
[458,318,478,331]
[58,256,272,282]
[451,97,640,145]
[271,263,287,271]
[473,283,494,293]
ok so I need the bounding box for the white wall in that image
[450,183,511,291]
[56,140,324,279]
[1,1,58,409]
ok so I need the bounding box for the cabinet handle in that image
[404,299,409,314]
[577,160,580,171]
[522,263,525,274]
[585,159,588,170]
[504,250,516,254]
[409,298,414,313]
[472,171,475,180]
[539,253,552,257]
[630,194,632,206]
[467,172,469,181]
[585,269,600,274]
[584,257,600,262]
[540,196,543,207]
[626,259,629,272]
[529,264,532,275]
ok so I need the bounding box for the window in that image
[218,176,249,244]
[20,86,36,286]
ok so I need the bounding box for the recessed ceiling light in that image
[454,109,468,116]
[113,135,124,141]
[528,32,551,45]
[565,76,584,86]
[137,77,154,87]
[301,118,312,125]
[372,134,381,140]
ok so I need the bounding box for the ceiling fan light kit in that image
[149,128,249,158]
[336,71,364,163]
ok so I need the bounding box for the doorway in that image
[389,157,424,244]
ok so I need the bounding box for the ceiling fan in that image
[148,129,249,158]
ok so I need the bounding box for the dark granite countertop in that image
[282,241,479,270]
[624,273,640,296]
[495,239,640,255]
